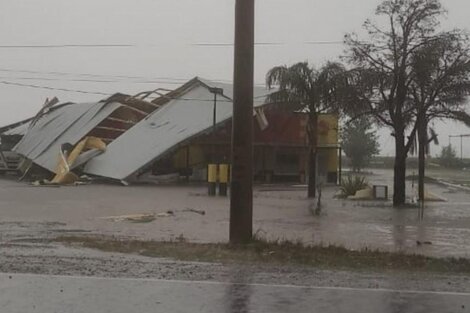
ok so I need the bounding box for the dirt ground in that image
[0,168,470,259]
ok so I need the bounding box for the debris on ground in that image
[99,208,208,224]
[100,211,176,223]
[182,208,206,216]
[31,175,93,187]
[30,180,60,187]
[100,214,157,223]
[348,186,374,200]
[156,211,175,218]
[130,172,180,185]
[423,191,447,202]
[417,241,433,246]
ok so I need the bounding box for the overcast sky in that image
[1,0,470,156]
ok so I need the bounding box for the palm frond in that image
[450,110,470,127]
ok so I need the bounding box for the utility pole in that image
[461,136,464,160]
[230,0,255,244]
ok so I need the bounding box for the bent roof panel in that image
[14,101,122,172]
[84,79,270,180]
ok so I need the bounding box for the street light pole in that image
[461,135,464,160]
[208,87,224,163]
[213,92,217,138]
[230,0,254,244]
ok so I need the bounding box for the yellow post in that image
[218,164,229,196]
[207,164,217,196]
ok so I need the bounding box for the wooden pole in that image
[230,0,254,244]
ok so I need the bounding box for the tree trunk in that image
[308,148,316,198]
[307,113,318,198]
[418,114,426,218]
[418,138,425,203]
[393,131,407,206]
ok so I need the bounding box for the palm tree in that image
[266,62,345,198]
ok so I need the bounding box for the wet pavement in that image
[1,273,469,313]
[0,168,470,258]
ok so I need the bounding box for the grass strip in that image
[55,235,470,274]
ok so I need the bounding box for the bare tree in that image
[343,0,447,206]
[410,31,470,210]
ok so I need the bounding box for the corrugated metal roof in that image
[84,78,271,180]
[14,101,123,172]
[2,122,31,136]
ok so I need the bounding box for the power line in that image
[0,76,188,85]
[0,81,110,96]
[304,41,343,45]
[0,67,267,86]
[0,80,271,103]
[0,80,227,102]
[192,42,282,47]
[192,41,343,47]
[0,41,344,49]
[0,67,190,82]
[0,44,133,49]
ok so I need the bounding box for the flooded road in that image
[1,273,469,313]
[0,168,470,258]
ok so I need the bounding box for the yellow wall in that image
[318,114,339,176]
[327,149,339,172]
[173,145,205,169]
[317,114,339,146]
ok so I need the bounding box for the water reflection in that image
[224,268,253,313]
[391,209,408,251]
[309,201,322,216]
[391,206,432,254]
[416,219,428,245]
[387,291,412,313]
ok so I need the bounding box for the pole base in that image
[219,183,228,196]
[208,183,216,196]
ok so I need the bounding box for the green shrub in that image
[339,175,368,198]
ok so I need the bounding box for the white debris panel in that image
[84,79,270,180]
[14,101,122,173]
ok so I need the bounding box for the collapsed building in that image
[0,117,32,173]
[1,77,341,185]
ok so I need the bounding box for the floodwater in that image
[0,168,470,258]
